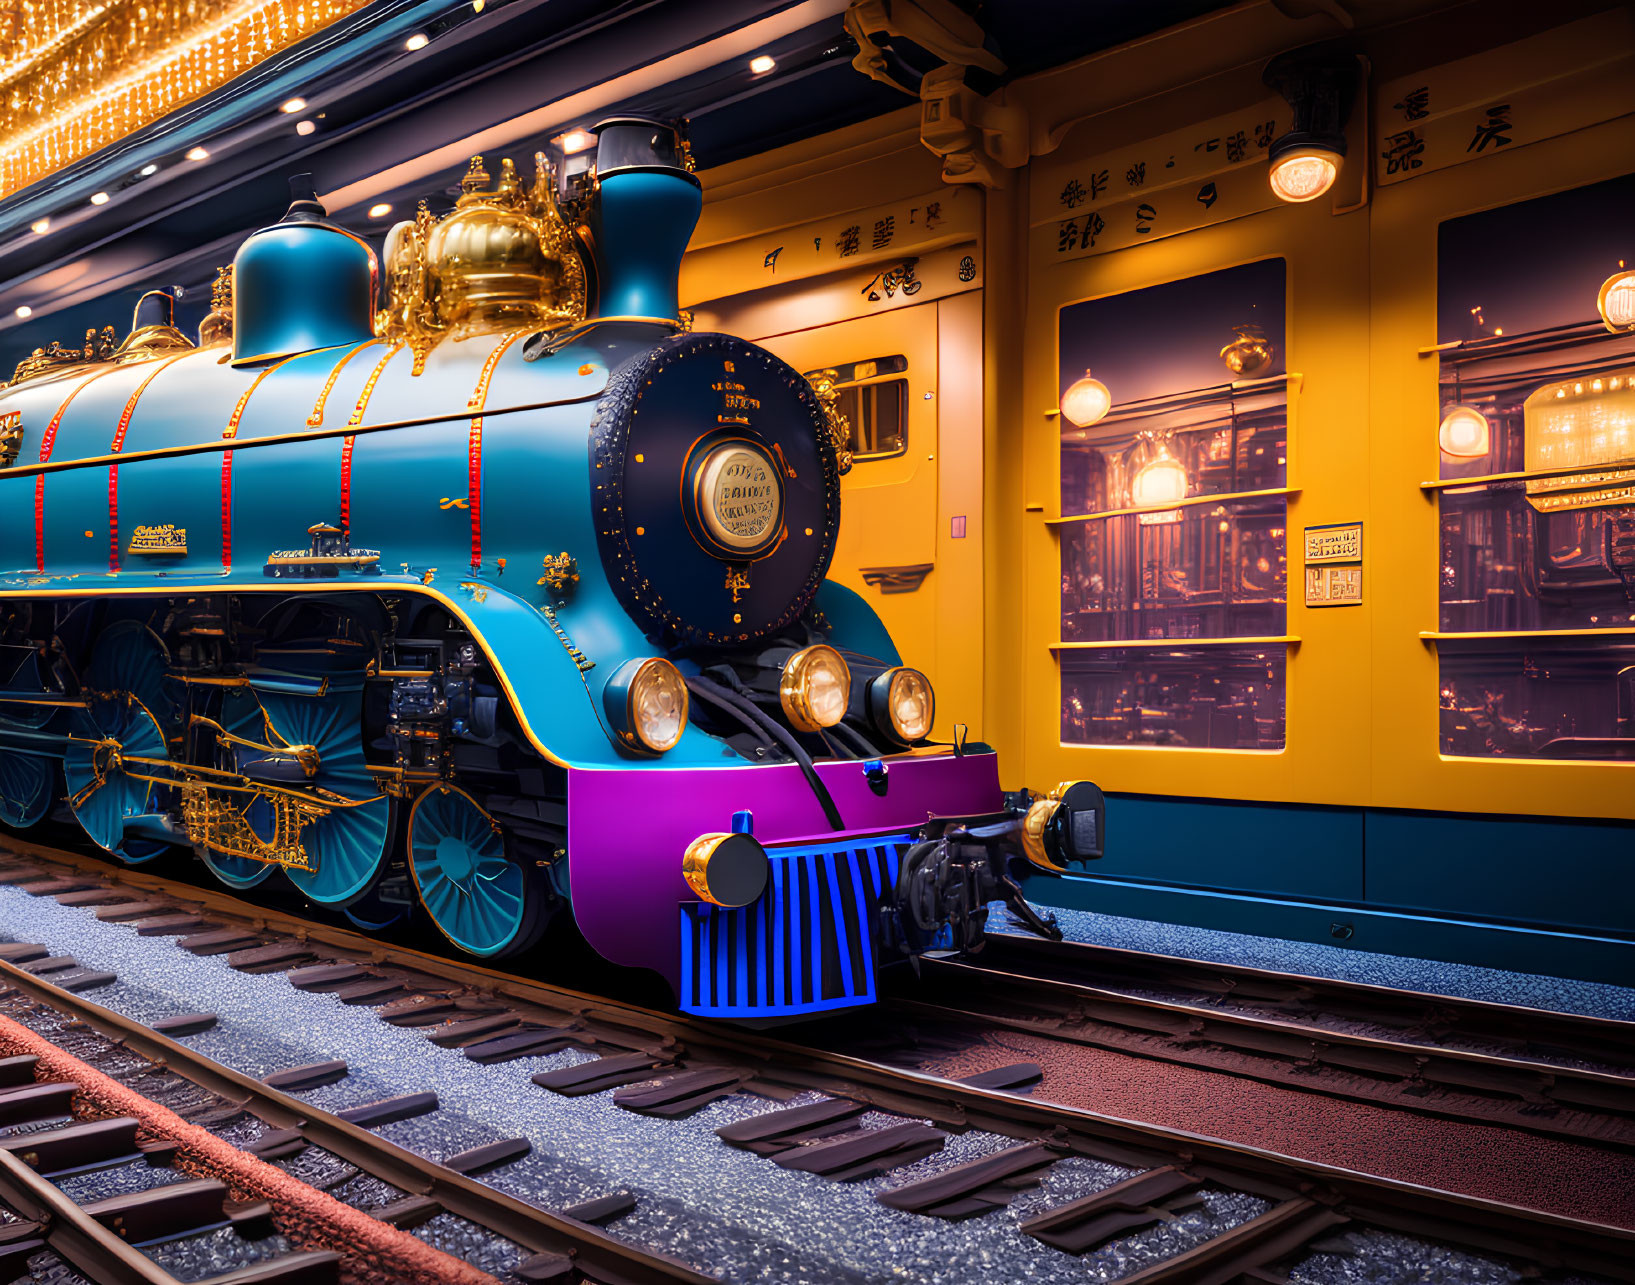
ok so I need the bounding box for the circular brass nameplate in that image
[694,443,782,553]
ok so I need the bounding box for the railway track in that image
[0,837,1632,1284]
[890,931,1635,1149]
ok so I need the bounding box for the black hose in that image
[686,674,846,831]
[827,719,881,759]
[684,679,776,756]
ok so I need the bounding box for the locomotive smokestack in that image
[582,117,700,323]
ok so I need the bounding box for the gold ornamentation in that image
[725,565,751,603]
[539,602,594,671]
[179,779,324,872]
[0,411,21,468]
[198,267,234,347]
[0,0,373,201]
[127,524,187,556]
[8,326,117,386]
[804,368,853,474]
[1220,325,1274,377]
[537,552,579,594]
[382,153,587,365]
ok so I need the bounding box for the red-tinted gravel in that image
[919,1027,1635,1229]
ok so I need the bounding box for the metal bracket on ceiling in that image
[844,0,1020,189]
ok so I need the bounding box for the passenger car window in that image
[1433,174,1635,760]
[1056,259,1290,751]
[808,355,908,461]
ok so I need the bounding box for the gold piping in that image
[308,338,385,427]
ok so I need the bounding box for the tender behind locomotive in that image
[0,119,1103,1019]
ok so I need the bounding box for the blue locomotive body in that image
[0,120,1102,1016]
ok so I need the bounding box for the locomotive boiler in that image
[0,118,1102,1018]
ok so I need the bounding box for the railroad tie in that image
[337,1092,441,1128]
[877,1138,1068,1218]
[261,1060,349,1092]
[152,1013,220,1038]
[428,1011,524,1047]
[51,888,134,908]
[532,1051,678,1096]
[227,942,320,973]
[135,913,211,937]
[179,928,267,956]
[614,1066,748,1117]
[772,1120,946,1181]
[444,1137,532,1177]
[1018,1165,1206,1254]
[16,878,98,897]
[463,1026,579,1064]
[716,1097,867,1155]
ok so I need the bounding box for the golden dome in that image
[424,156,582,336]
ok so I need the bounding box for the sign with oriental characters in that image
[1305,564,1362,607]
[1303,522,1362,564]
[1030,96,1290,265]
[678,187,979,305]
[1374,11,1635,188]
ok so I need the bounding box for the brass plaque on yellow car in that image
[1303,522,1361,564]
[1305,564,1362,606]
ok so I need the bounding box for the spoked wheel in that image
[407,784,550,958]
[0,752,52,830]
[63,621,177,864]
[249,648,393,906]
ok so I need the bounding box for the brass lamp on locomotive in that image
[0,118,1103,1018]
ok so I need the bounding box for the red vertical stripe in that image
[108,353,191,572]
[34,369,111,574]
[220,451,234,569]
[465,331,527,574]
[340,436,356,531]
[341,346,402,537]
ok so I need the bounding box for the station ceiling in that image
[0,0,1231,372]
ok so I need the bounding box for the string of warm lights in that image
[0,0,371,200]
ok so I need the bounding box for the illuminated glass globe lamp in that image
[1599,267,1635,333]
[1438,403,1490,458]
[1262,42,1357,205]
[1130,439,1189,508]
[1060,369,1112,427]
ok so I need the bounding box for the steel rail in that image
[0,1147,183,1285]
[0,953,712,1285]
[4,839,1635,1279]
[899,955,1635,1144]
[976,932,1635,1071]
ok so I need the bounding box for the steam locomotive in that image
[0,118,1102,1018]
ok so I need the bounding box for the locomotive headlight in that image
[779,644,850,733]
[604,657,689,753]
[869,667,934,742]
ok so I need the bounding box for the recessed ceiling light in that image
[14,306,31,319]
[405,32,429,51]
[749,54,776,74]
[558,128,594,154]
[89,191,109,206]
[186,146,210,162]
[280,97,307,114]
[295,119,316,136]
[368,202,393,218]
[29,218,49,234]
[139,163,159,177]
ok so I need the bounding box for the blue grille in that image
[679,835,909,1018]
